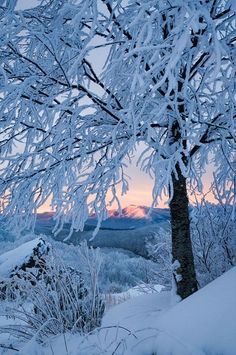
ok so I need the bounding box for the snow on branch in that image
[0,0,235,235]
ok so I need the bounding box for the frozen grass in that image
[12,267,236,355]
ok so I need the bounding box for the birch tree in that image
[0,0,235,299]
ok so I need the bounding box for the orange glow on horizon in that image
[37,166,217,213]
[37,145,217,213]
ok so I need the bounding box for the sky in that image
[37,166,216,212]
[37,145,216,212]
[16,0,216,212]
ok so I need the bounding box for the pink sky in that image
[37,155,216,212]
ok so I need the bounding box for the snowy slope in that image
[19,267,236,355]
[155,266,236,355]
[102,266,236,355]
[5,267,236,355]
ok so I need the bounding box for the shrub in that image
[0,243,104,343]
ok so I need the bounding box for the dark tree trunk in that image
[169,164,198,299]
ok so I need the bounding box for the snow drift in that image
[103,266,236,355]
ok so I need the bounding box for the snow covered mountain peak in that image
[108,205,151,219]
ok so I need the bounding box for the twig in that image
[0,344,20,352]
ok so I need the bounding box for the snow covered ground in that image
[0,236,235,354]
[10,266,236,355]
[102,266,236,355]
[105,283,165,308]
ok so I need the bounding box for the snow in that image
[228,0,236,12]
[0,237,48,279]
[102,266,236,355]
[0,234,234,355]
[15,267,236,355]
[126,284,164,298]
[155,266,236,355]
[105,284,165,308]
[103,291,171,331]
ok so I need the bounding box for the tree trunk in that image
[169,164,198,299]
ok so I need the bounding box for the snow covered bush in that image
[45,239,164,294]
[99,249,162,293]
[146,203,235,288]
[146,229,172,287]
[0,243,105,343]
[0,237,50,300]
[191,201,235,286]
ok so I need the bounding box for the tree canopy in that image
[0,0,235,235]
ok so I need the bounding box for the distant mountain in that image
[37,212,54,221]
[108,205,169,219]
[88,205,169,230]
[108,205,150,219]
[31,206,170,256]
[36,205,170,231]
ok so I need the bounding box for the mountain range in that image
[35,205,169,257]
[37,205,169,230]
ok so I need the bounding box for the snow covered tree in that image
[0,0,235,299]
[191,182,235,286]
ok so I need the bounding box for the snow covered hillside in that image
[102,266,236,355]
[41,267,235,355]
[35,206,170,258]
[0,236,235,354]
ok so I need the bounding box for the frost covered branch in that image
[0,0,235,245]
